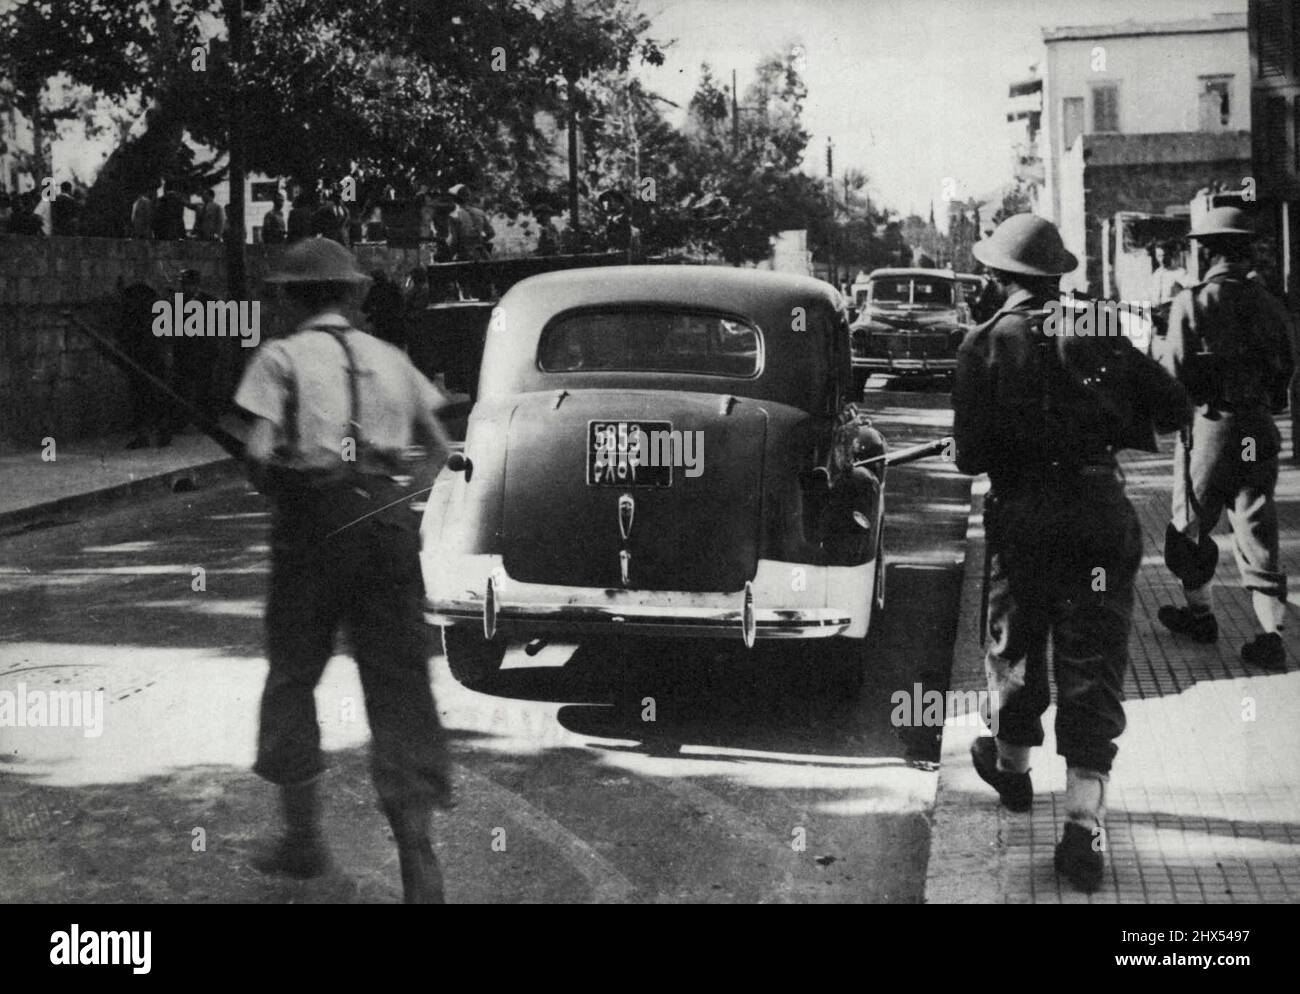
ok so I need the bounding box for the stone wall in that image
[0,235,425,452]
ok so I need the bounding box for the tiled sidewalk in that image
[926,421,1300,904]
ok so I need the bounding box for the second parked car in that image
[850,268,973,392]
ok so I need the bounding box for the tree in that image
[0,0,664,233]
[0,0,217,232]
[991,179,1034,226]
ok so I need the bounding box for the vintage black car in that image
[849,268,973,390]
[420,266,945,697]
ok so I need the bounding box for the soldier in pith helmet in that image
[953,214,1187,893]
[1154,206,1295,672]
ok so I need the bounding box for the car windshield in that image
[539,309,762,377]
[871,277,955,308]
[870,279,911,304]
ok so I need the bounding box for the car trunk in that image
[501,389,766,592]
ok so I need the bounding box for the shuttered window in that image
[1092,85,1120,133]
[1257,0,1290,78]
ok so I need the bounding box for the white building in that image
[1033,12,1252,291]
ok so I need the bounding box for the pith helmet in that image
[265,236,370,284]
[972,213,1078,277]
[1189,206,1253,240]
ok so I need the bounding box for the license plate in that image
[588,420,672,487]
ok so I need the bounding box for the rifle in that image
[854,435,954,469]
[62,310,247,460]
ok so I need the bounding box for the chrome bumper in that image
[428,597,851,641]
[854,356,956,372]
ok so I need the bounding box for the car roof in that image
[481,265,847,410]
[866,268,958,279]
[503,264,843,318]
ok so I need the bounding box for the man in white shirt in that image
[1149,241,1188,305]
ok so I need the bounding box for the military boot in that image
[1054,767,1107,893]
[1241,632,1286,672]
[970,736,1033,812]
[252,779,332,879]
[383,801,445,904]
[1157,605,1218,643]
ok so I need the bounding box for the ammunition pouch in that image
[1163,522,1218,588]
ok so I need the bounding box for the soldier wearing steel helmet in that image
[952,214,1187,893]
[234,236,455,903]
[1153,206,1295,672]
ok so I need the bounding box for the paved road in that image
[0,385,970,903]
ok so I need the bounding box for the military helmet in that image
[972,213,1078,277]
[1189,206,1253,240]
[264,236,369,284]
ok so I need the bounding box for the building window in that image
[1198,76,1232,131]
[1256,0,1289,78]
[1062,97,1084,151]
[1092,85,1119,133]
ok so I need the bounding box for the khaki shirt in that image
[954,290,1187,490]
[1157,261,1295,460]
[234,311,447,473]
[1158,262,1294,411]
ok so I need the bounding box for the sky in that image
[635,0,1247,222]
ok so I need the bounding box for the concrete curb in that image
[0,456,243,537]
[924,479,1006,903]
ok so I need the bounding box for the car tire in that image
[442,626,506,689]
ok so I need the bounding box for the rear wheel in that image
[827,525,886,699]
[442,626,506,689]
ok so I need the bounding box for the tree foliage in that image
[0,0,663,232]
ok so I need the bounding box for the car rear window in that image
[539,309,762,377]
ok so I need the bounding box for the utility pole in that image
[226,0,247,302]
[826,137,836,289]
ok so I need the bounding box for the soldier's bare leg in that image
[1228,460,1289,669]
